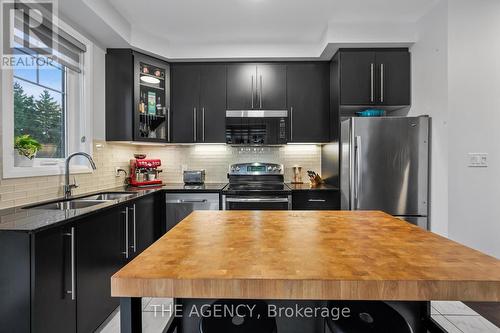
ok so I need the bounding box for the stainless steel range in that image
[222,163,292,210]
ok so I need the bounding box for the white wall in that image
[410,0,449,236]
[411,0,500,258]
[92,46,106,140]
[447,0,500,258]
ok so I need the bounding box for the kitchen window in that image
[13,53,66,159]
[1,9,94,178]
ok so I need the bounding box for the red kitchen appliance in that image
[129,158,163,187]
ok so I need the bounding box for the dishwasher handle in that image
[166,199,208,204]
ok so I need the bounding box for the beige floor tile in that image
[432,301,479,316]
[445,315,500,333]
[431,315,463,333]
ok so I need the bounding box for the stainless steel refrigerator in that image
[340,116,429,229]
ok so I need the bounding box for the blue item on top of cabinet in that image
[356,109,386,117]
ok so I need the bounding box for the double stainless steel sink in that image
[26,192,137,211]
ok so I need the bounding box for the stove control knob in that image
[235,167,240,172]
[267,166,273,171]
[272,167,278,172]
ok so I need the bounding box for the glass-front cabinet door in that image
[134,54,170,142]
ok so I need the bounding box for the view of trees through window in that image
[13,61,66,159]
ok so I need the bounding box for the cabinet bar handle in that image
[167,107,171,142]
[251,75,254,109]
[130,205,137,253]
[64,228,76,300]
[259,75,263,109]
[193,107,197,142]
[290,107,293,141]
[202,107,205,142]
[122,208,129,259]
[380,64,384,103]
[370,63,374,103]
[308,199,326,202]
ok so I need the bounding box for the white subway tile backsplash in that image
[0,142,321,209]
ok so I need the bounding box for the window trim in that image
[1,16,94,179]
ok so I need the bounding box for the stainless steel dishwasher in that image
[165,193,220,232]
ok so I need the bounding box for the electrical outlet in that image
[468,153,488,167]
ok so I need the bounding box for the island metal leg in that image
[120,297,142,333]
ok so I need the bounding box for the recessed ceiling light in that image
[140,75,160,84]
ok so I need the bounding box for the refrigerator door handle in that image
[354,135,362,209]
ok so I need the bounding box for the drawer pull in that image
[308,199,326,202]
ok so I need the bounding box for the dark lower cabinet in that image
[76,207,124,333]
[34,224,77,333]
[0,232,31,333]
[132,194,157,255]
[0,193,162,333]
[287,63,330,143]
[292,190,340,210]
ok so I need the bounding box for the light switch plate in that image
[468,153,488,167]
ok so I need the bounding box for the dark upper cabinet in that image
[76,207,123,333]
[376,51,411,106]
[200,64,227,143]
[227,64,256,110]
[338,49,411,107]
[339,51,376,105]
[34,224,76,333]
[106,49,171,143]
[171,64,199,143]
[227,63,287,110]
[287,63,330,143]
[171,64,226,143]
[256,64,287,109]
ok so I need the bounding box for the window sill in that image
[2,164,94,179]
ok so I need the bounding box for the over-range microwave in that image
[225,110,288,145]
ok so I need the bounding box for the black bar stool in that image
[200,299,277,333]
[325,301,413,333]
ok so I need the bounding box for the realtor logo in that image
[2,0,55,68]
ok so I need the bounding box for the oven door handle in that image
[225,197,290,203]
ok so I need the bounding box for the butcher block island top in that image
[111,211,500,301]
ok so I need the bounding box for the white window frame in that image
[1,16,94,178]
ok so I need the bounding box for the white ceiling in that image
[68,0,439,59]
[108,0,437,44]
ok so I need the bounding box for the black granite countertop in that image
[0,183,228,232]
[286,183,340,191]
[0,185,166,232]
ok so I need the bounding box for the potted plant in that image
[14,135,42,167]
